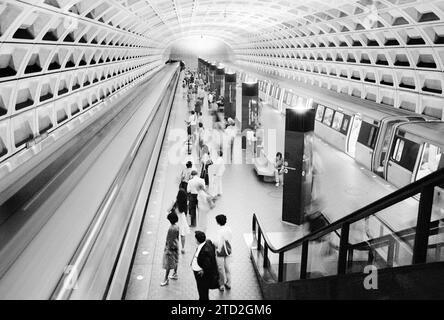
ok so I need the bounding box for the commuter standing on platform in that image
[191,231,219,300]
[215,214,232,291]
[213,151,226,197]
[187,170,205,228]
[275,152,284,187]
[160,212,179,286]
[200,146,213,188]
[171,188,190,254]
[189,111,198,140]
[179,161,193,191]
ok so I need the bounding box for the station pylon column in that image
[282,108,316,225]
[215,67,225,98]
[241,82,259,149]
[209,64,217,91]
[224,73,236,120]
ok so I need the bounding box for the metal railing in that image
[252,167,444,282]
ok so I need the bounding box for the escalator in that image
[250,168,444,299]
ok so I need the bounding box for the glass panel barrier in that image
[347,194,421,273]
[306,230,340,279]
[427,186,444,263]
[282,247,302,281]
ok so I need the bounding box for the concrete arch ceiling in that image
[1,0,444,167]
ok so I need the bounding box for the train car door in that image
[372,119,404,177]
[346,115,362,158]
[385,134,421,188]
[355,119,379,170]
[278,89,285,113]
[415,143,443,181]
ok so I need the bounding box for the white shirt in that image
[214,156,225,177]
[191,242,205,271]
[208,93,213,102]
[217,225,232,251]
[187,176,205,194]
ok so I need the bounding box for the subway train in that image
[258,80,444,190]
[312,102,444,189]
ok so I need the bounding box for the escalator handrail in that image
[253,167,444,255]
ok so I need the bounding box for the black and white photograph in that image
[0,0,443,311]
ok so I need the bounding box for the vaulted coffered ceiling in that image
[0,0,444,168]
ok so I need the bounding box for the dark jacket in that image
[197,240,219,288]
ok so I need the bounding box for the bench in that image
[253,149,275,183]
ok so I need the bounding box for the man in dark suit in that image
[191,231,218,300]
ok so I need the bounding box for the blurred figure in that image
[225,119,237,163]
[197,184,214,232]
[160,212,179,286]
[200,146,213,188]
[309,143,325,213]
[196,123,206,161]
[213,151,226,197]
[208,92,214,109]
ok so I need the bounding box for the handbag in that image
[217,240,232,257]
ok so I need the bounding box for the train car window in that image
[416,143,443,180]
[391,137,420,172]
[340,114,351,134]
[286,92,293,105]
[332,112,344,131]
[323,108,335,127]
[357,121,379,149]
[315,105,325,122]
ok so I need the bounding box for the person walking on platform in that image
[170,188,190,254]
[187,170,205,228]
[213,151,225,197]
[188,111,198,141]
[191,231,219,300]
[196,123,206,161]
[225,119,237,163]
[160,212,180,286]
[179,161,193,191]
[215,214,232,291]
[197,184,214,232]
[200,146,213,188]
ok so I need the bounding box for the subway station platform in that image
[123,70,431,299]
[124,80,267,300]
